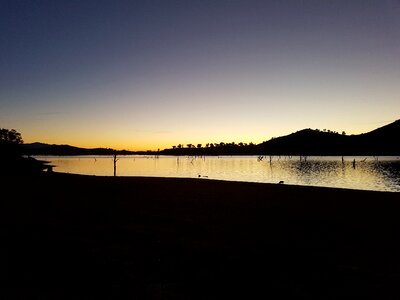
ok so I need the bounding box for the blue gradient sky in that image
[1,0,400,150]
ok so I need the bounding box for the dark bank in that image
[2,173,400,299]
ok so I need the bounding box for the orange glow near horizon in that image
[22,132,270,151]
[2,2,400,151]
[20,118,395,152]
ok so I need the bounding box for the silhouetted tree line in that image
[0,128,23,158]
[0,128,50,174]
[162,141,258,155]
[161,120,400,156]
[8,119,400,161]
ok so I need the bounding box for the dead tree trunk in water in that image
[113,152,119,176]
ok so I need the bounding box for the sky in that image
[1,0,400,150]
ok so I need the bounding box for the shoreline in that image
[59,171,400,193]
[45,171,400,193]
[3,173,400,298]
[29,155,400,193]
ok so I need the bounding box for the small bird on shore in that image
[278,181,284,184]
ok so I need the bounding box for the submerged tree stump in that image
[113,153,119,176]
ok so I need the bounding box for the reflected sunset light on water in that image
[37,156,400,192]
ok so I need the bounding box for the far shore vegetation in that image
[1,119,399,175]
[17,119,400,157]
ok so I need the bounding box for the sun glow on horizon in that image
[1,1,400,148]
[20,117,398,152]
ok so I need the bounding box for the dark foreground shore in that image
[1,173,400,299]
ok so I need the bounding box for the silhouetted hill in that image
[159,119,400,156]
[257,129,349,155]
[352,119,400,155]
[22,143,134,156]
[23,119,400,156]
[258,119,400,155]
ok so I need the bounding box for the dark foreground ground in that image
[1,173,400,299]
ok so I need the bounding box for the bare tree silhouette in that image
[113,152,119,176]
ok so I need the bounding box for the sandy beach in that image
[2,173,400,299]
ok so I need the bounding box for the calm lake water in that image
[36,155,400,192]
[37,155,400,192]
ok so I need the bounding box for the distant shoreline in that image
[30,153,400,157]
[22,119,400,156]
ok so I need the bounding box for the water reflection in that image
[37,155,400,192]
[370,160,400,191]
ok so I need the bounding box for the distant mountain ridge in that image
[22,143,134,156]
[23,119,400,156]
